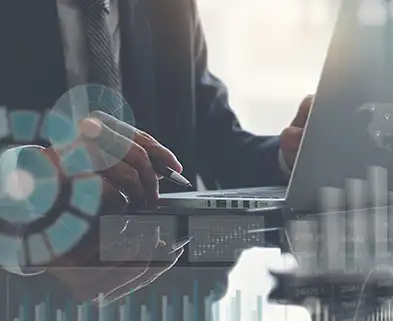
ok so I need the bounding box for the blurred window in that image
[197,0,340,134]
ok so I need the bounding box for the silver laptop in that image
[159,0,393,210]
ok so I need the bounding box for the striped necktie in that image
[80,0,123,118]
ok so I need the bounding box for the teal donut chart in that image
[0,85,135,267]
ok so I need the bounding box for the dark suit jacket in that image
[0,0,289,318]
[0,0,287,191]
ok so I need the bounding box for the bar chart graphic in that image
[9,262,393,321]
[288,166,393,276]
[7,288,267,321]
[7,272,264,321]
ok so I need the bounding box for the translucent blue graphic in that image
[60,144,94,176]
[0,234,22,269]
[0,146,51,224]
[70,176,102,216]
[51,84,135,127]
[9,111,40,141]
[40,108,79,149]
[0,84,135,267]
[48,84,136,171]
[17,147,59,217]
[45,211,89,256]
[27,234,51,265]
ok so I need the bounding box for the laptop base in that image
[158,186,287,209]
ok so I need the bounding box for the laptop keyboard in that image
[197,187,286,199]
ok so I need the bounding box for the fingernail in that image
[79,117,102,138]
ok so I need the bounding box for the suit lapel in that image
[0,0,67,117]
[37,0,69,109]
[119,0,158,134]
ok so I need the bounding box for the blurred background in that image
[195,0,341,319]
[197,0,340,135]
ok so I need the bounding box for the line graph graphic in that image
[188,216,267,262]
[99,215,177,262]
[352,265,393,321]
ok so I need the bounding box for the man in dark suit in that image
[0,0,311,319]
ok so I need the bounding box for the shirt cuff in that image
[0,145,46,276]
[278,148,291,177]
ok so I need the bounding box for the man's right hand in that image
[26,111,185,303]
[44,111,183,207]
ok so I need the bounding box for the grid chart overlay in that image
[188,216,267,262]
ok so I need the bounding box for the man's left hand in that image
[279,95,314,169]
